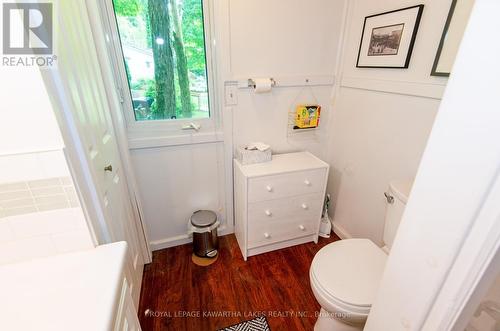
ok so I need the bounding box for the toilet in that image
[310,180,413,331]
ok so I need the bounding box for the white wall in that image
[229,0,340,78]
[0,151,70,183]
[130,143,226,248]
[131,0,346,249]
[0,67,69,183]
[326,0,453,245]
[229,0,345,158]
[0,68,63,155]
[0,63,93,262]
[233,86,335,158]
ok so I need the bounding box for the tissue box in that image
[236,147,272,165]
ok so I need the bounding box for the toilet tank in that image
[382,179,414,252]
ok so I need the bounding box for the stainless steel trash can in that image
[190,210,219,258]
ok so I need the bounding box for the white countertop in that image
[234,151,329,177]
[0,242,128,331]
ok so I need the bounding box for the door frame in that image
[84,0,153,263]
[40,1,152,264]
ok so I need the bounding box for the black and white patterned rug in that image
[218,316,271,331]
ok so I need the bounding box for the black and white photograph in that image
[357,5,424,68]
[368,23,404,56]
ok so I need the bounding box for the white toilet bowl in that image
[310,180,413,330]
[310,239,387,330]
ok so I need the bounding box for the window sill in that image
[128,131,224,150]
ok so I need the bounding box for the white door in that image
[43,0,147,306]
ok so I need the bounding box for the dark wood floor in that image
[138,233,340,331]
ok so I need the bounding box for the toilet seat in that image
[310,239,388,315]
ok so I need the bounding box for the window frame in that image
[100,0,220,144]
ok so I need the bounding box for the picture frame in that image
[356,5,424,69]
[431,0,475,76]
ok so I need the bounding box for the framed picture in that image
[431,0,475,76]
[356,5,424,68]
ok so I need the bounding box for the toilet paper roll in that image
[253,78,273,93]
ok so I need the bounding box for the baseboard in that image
[150,225,234,251]
[331,220,352,240]
[151,221,350,250]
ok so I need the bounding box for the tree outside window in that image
[113,0,210,121]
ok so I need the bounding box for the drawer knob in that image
[299,225,305,231]
[266,185,273,192]
[265,210,272,217]
[304,179,311,186]
[301,203,308,210]
[264,232,271,239]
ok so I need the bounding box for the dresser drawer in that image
[248,193,323,225]
[248,217,316,248]
[248,169,326,202]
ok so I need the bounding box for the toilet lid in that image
[311,239,387,308]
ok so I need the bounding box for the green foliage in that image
[182,0,207,76]
[113,0,141,17]
[137,0,152,48]
[115,0,209,121]
[130,78,155,96]
[144,80,156,99]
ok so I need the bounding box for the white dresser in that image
[234,152,329,260]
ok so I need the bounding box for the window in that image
[112,0,210,121]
